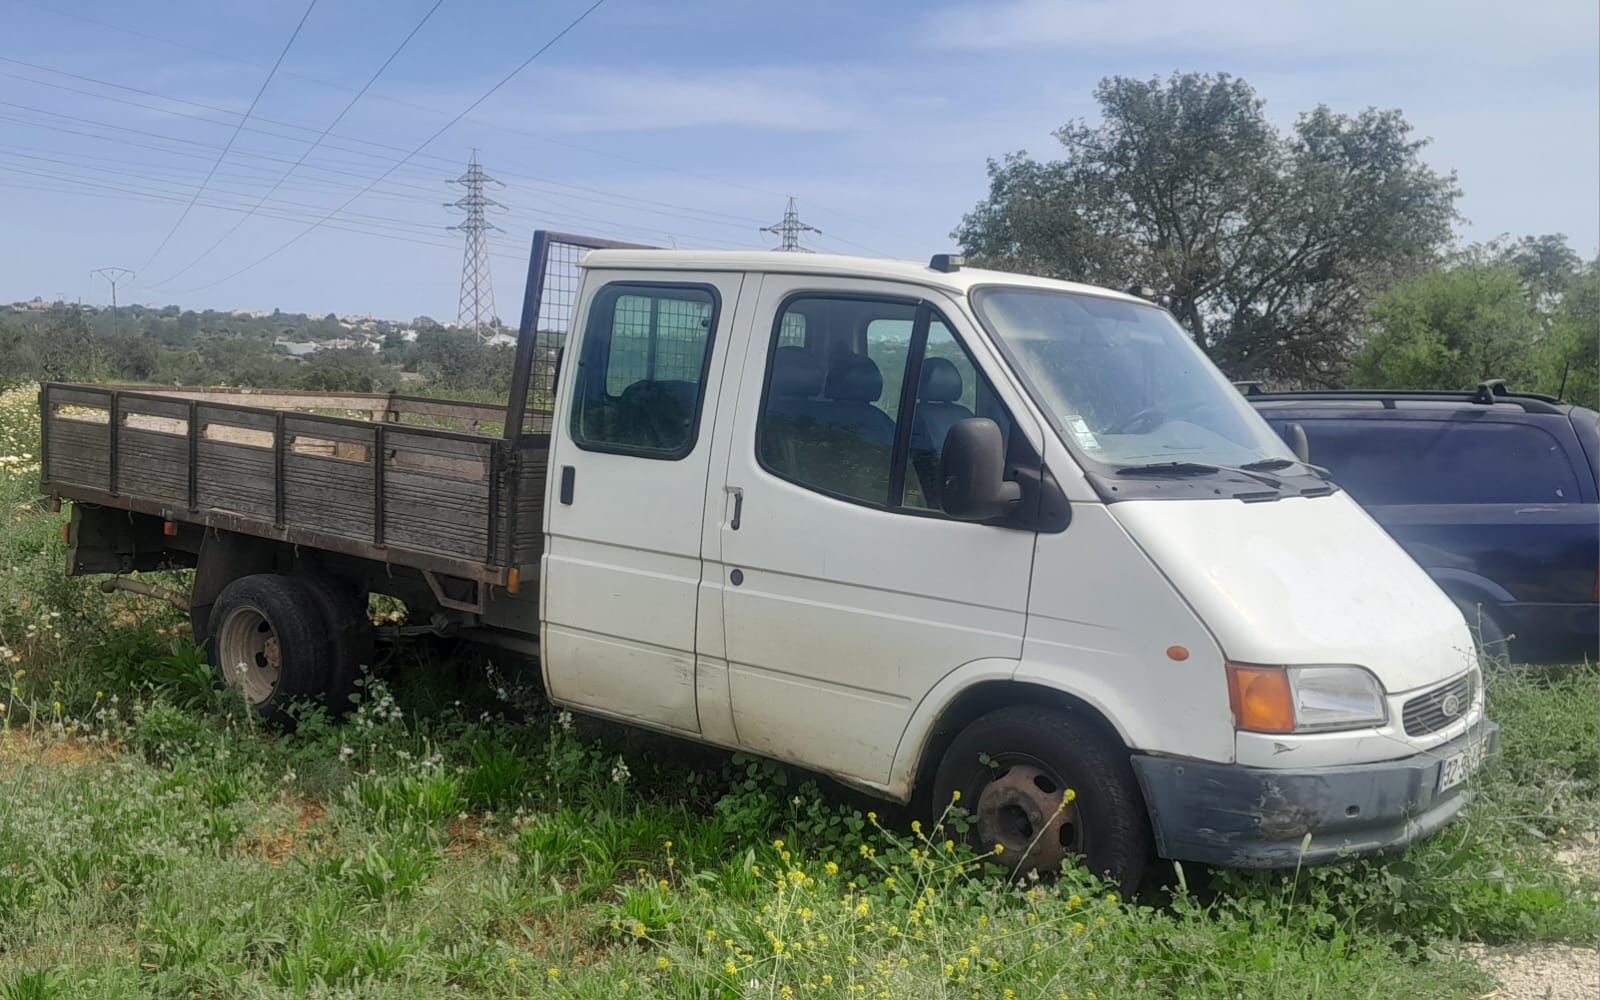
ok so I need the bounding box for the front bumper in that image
[1131,721,1500,868]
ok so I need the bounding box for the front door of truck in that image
[714,275,1040,786]
[541,271,745,734]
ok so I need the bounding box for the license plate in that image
[1438,743,1484,792]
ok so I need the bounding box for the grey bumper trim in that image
[1132,721,1500,869]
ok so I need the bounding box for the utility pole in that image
[760,196,821,252]
[90,267,135,337]
[446,150,505,344]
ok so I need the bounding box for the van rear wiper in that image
[1114,461,1285,489]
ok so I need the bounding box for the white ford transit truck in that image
[45,231,1497,886]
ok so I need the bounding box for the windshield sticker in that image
[1066,415,1101,450]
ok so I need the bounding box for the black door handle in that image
[731,489,743,530]
[559,465,575,505]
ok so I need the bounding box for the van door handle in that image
[559,466,575,505]
[729,487,743,530]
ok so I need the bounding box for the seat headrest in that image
[919,357,963,403]
[771,346,824,398]
[825,355,884,403]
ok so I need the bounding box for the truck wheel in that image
[210,574,342,723]
[931,705,1151,891]
[298,574,373,712]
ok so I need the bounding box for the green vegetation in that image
[0,302,517,397]
[956,72,1598,395]
[0,387,1595,996]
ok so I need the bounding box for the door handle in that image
[728,486,743,530]
[559,465,575,505]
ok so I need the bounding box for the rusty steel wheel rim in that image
[974,759,1083,871]
[217,605,281,706]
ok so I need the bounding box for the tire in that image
[297,574,373,713]
[209,574,343,723]
[931,705,1151,892]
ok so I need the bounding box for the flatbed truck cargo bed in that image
[40,382,547,587]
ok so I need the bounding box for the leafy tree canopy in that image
[1353,236,1598,405]
[955,72,1461,384]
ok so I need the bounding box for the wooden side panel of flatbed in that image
[41,383,549,587]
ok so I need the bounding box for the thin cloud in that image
[919,0,1596,59]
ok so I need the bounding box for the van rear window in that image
[1299,419,1580,505]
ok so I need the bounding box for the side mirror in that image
[940,418,1023,521]
[1283,422,1310,464]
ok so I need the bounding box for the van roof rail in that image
[1243,385,1567,415]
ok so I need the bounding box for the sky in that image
[1,0,1596,321]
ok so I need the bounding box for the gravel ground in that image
[1467,943,1599,999]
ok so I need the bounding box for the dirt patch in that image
[445,815,500,858]
[1468,943,1599,999]
[246,798,329,865]
[1554,833,1598,881]
[0,730,111,768]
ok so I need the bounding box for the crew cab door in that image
[713,275,1040,786]
[541,271,745,734]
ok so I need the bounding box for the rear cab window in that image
[570,283,718,459]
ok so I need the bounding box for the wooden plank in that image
[48,481,509,587]
[45,385,114,409]
[45,419,110,489]
[197,404,277,433]
[117,393,191,420]
[118,427,189,502]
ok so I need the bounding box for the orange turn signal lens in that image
[1226,663,1295,734]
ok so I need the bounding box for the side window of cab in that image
[755,294,1016,514]
[570,283,718,459]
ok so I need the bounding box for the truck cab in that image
[45,234,1497,888]
[531,244,1496,882]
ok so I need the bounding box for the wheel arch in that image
[894,674,1133,811]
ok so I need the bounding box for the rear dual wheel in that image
[932,705,1151,892]
[208,574,369,723]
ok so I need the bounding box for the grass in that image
[1,382,1596,997]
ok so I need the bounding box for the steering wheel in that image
[1106,407,1164,434]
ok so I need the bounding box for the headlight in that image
[1289,666,1388,731]
[1227,663,1388,734]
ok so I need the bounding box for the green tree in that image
[1351,263,1539,388]
[955,72,1460,384]
[1532,259,1598,406]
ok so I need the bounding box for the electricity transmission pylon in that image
[761,196,821,252]
[90,267,135,337]
[446,150,505,342]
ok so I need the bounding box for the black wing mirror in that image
[940,418,1023,521]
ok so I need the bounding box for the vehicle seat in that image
[911,357,972,455]
[822,355,895,444]
[617,378,699,450]
[760,347,828,477]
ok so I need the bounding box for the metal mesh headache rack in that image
[503,230,657,437]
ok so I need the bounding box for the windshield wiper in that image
[1241,456,1333,477]
[1114,461,1285,489]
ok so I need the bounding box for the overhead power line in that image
[135,0,319,275]
[171,0,611,295]
[142,0,446,289]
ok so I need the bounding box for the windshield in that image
[971,287,1294,470]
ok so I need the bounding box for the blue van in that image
[1248,381,1599,664]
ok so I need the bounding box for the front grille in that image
[1403,672,1476,736]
